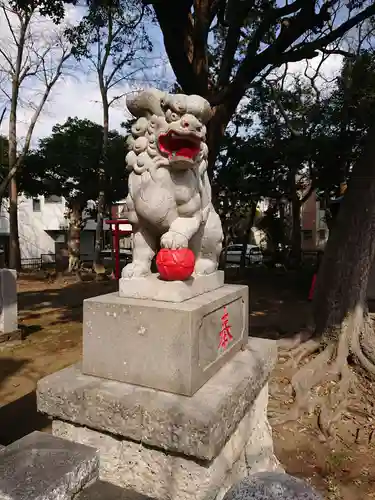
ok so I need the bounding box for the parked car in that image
[224,244,263,266]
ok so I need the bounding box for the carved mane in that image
[125,89,210,176]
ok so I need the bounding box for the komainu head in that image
[125,89,212,174]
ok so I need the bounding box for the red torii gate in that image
[105,219,132,280]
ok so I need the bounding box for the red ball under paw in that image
[156,248,195,281]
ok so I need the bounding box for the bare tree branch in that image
[268,82,302,138]
[0,46,73,196]
[320,47,356,58]
[0,3,74,197]
[282,3,375,64]
[0,47,16,73]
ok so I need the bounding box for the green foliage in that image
[23,117,127,209]
[0,135,38,195]
[9,0,68,22]
[10,0,121,22]
[214,80,321,206]
[314,51,375,196]
[214,48,375,247]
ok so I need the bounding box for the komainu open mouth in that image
[158,131,200,160]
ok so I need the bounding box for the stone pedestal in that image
[82,284,248,396]
[119,270,225,303]
[37,339,279,500]
[0,269,20,343]
[37,274,280,500]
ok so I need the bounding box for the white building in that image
[0,194,111,263]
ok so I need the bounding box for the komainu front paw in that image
[194,258,217,276]
[122,262,151,279]
[161,231,188,250]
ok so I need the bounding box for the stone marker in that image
[0,431,99,500]
[223,473,323,500]
[0,269,20,343]
[82,284,248,396]
[37,89,280,500]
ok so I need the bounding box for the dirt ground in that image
[1,268,375,499]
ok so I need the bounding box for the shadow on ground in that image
[226,266,313,340]
[0,358,29,392]
[78,482,153,500]
[0,391,49,446]
[17,267,314,342]
[18,280,117,326]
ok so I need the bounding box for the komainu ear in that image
[126,89,165,119]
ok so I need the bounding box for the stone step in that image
[0,431,99,500]
[77,481,152,500]
[77,474,323,500]
[223,472,323,500]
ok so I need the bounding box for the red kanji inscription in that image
[218,306,233,349]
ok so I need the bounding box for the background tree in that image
[24,117,127,272]
[214,64,336,268]
[275,49,375,437]
[15,1,375,177]
[67,0,151,273]
[254,78,323,265]
[0,0,74,269]
[144,0,375,175]
[213,109,285,269]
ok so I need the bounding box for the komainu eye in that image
[166,109,179,122]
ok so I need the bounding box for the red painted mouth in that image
[158,131,200,160]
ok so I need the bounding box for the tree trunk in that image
[94,78,109,277]
[93,131,107,276]
[290,195,302,268]
[240,201,258,271]
[278,123,375,437]
[8,177,20,271]
[67,202,83,273]
[7,17,28,272]
[313,127,375,343]
[8,77,21,272]
[220,224,230,271]
[207,100,240,181]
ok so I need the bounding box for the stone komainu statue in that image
[122,89,223,279]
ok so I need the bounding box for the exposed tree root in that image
[278,328,315,351]
[271,343,336,428]
[350,313,375,378]
[272,306,375,439]
[282,337,321,369]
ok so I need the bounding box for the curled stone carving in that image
[122,89,223,279]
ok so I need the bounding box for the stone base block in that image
[0,269,17,334]
[81,284,248,396]
[52,385,280,500]
[0,431,99,500]
[37,339,276,462]
[119,271,224,303]
[223,473,323,500]
[77,481,148,500]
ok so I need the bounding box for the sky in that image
[0,2,174,145]
[0,2,345,148]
